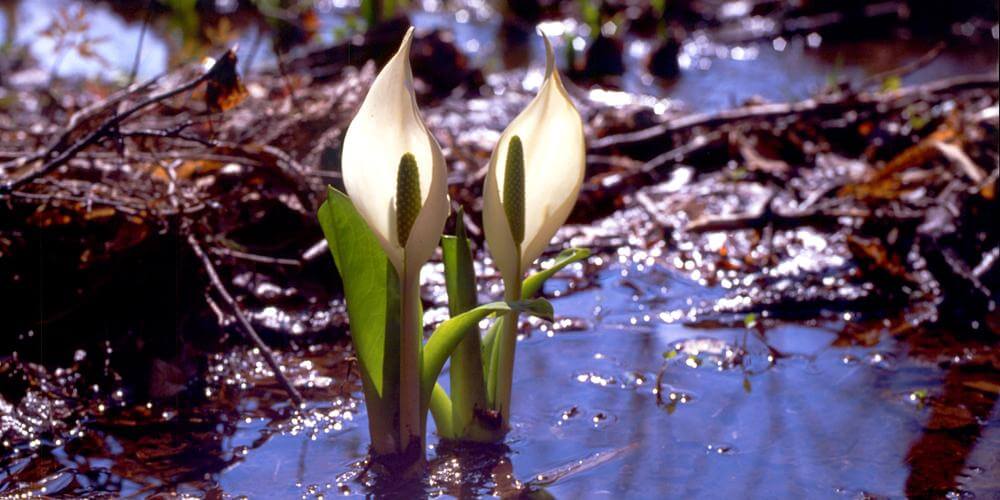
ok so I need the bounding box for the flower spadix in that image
[483,34,586,284]
[342,27,449,278]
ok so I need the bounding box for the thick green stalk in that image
[493,252,522,425]
[494,135,526,425]
[396,153,423,455]
[360,371,397,455]
[399,268,422,452]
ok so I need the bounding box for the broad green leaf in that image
[421,300,552,409]
[317,187,401,401]
[522,248,591,299]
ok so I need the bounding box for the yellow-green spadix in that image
[483,34,586,285]
[341,27,449,279]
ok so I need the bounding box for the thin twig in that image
[591,73,999,153]
[121,123,219,148]
[128,0,155,86]
[1,51,236,193]
[210,246,303,267]
[187,233,304,407]
[301,239,329,262]
[273,45,303,115]
[859,42,945,91]
[0,78,160,172]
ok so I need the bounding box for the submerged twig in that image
[187,233,304,407]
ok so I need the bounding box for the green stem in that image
[360,372,397,455]
[451,321,487,436]
[399,265,422,453]
[494,249,522,425]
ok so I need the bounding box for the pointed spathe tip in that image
[400,26,416,53]
[539,30,555,78]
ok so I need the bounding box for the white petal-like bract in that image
[484,34,586,284]
[342,27,449,278]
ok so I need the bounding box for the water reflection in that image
[2,259,996,497]
[259,265,993,498]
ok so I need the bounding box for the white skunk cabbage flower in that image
[483,34,586,286]
[342,27,449,279]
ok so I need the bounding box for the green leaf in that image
[485,316,503,406]
[522,247,591,299]
[428,382,454,439]
[441,209,478,315]
[442,210,489,438]
[481,315,502,376]
[481,248,585,404]
[421,300,552,410]
[486,246,591,371]
[317,187,401,400]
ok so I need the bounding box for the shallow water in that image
[214,267,1000,498]
[1,1,998,498]
[4,261,997,497]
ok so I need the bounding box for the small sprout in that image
[908,113,930,131]
[663,349,678,360]
[909,389,928,403]
[881,75,902,92]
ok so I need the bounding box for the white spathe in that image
[341,27,449,278]
[483,34,586,285]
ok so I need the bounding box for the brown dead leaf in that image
[840,115,963,200]
[204,49,248,113]
[846,234,919,288]
[83,206,116,221]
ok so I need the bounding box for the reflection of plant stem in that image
[398,265,422,452]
